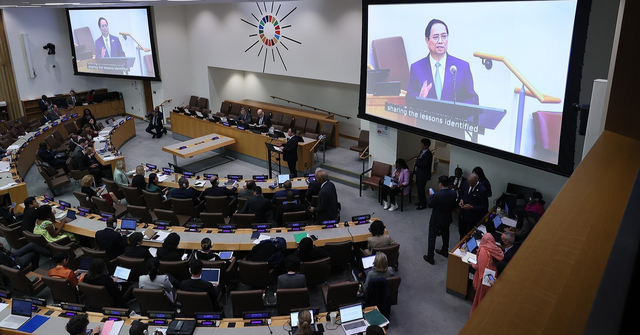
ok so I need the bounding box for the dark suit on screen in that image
[406,53,479,106]
[426,188,458,259]
[459,182,489,240]
[414,149,433,207]
[94,34,125,59]
[282,136,299,177]
[313,181,338,223]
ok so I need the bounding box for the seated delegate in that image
[380,158,410,212]
[80,258,126,307]
[139,257,175,303]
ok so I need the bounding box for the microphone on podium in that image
[450,65,458,104]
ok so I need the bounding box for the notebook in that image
[0,299,32,330]
[382,175,396,188]
[339,303,369,335]
[201,268,221,286]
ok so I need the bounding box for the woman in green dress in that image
[33,205,77,243]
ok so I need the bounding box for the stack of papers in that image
[502,217,517,227]
[462,253,477,265]
[157,175,169,182]
[0,183,18,190]
[7,145,20,151]
[0,162,10,172]
[253,234,271,244]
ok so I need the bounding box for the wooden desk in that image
[68,99,126,119]
[170,112,315,172]
[162,133,236,170]
[42,196,377,251]
[93,117,136,175]
[228,99,341,147]
[0,297,379,334]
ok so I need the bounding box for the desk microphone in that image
[450,65,458,104]
[265,319,273,334]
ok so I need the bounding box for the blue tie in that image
[435,62,442,100]
[105,37,111,57]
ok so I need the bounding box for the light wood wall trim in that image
[0,10,23,120]
[460,131,640,334]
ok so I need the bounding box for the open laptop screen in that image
[339,303,363,323]
[12,299,32,317]
[290,310,315,327]
[114,266,131,280]
[121,219,137,230]
[361,255,376,270]
[493,215,503,229]
[278,174,290,184]
[201,268,220,284]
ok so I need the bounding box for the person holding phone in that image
[470,233,503,313]
[380,158,411,212]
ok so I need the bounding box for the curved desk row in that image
[0,298,377,335]
[1,114,84,206]
[170,112,316,172]
[92,116,136,175]
[41,195,376,251]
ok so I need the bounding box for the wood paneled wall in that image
[0,10,23,120]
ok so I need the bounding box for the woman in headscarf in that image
[470,233,503,313]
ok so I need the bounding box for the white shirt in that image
[429,52,447,90]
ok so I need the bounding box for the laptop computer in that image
[113,266,131,283]
[0,298,32,329]
[76,257,92,276]
[201,268,221,286]
[218,251,233,260]
[465,236,478,253]
[290,309,315,328]
[361,255,376,276]
[120,219,137,236]
[339,303,369,335]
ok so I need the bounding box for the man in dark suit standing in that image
[414,138,433,210]
[423,175,458,265]
[310,171,339,223]
[305,167,323,205]
[94,17,125,59]
[38,95,50,112]
[146,106,166,139]
[238,186,271,222]
[180,260,220,310]
[254,109,272,128]
[458,173,489,240]
[95,217,126,259]
[448,166,466,200]
[279,128,299,177]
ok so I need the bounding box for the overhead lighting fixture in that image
[0,5,18,7]
[43,2,82,5]
[120,0,160,2]
[17,5,42,7]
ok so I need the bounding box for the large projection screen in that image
[359,0,590,176]
[66,7,160,81]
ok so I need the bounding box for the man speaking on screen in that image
[94,17,125,59]
[406,19,478,106]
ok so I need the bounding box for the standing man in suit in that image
[279,128,299,177]
[448,167,466,200]
[254,109,272,128]
[38,95,50,112]
[95,17,125,59]
[458,173,489,240]
[406,19,478,106]
[305,167,323,205]
[423,175,458,265]
[146,106,166,138]
[67,90,80,108]
[238,186,271,222]
[95,217,126,259]
[310,171,338,223]
[180,260,220,310]
[414,138,433,210]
